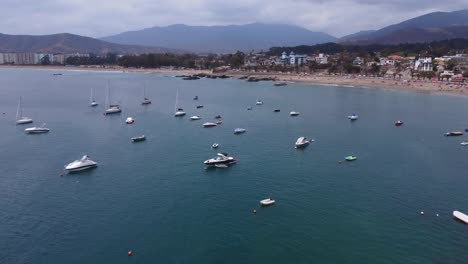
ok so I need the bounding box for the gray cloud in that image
[1,0,467,37]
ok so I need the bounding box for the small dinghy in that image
[445,131,464,136]
[260,198,275,206]
[212,143,219,149]
[255,100,263,105]
[295,137,312,148]
[196,105,204,109]
[348,114,358,121]
[395,120,404,126]
[274,109,280,112]
[274,82,287,86]
[193,96,199,100]
[460,141,468,146]
[215,120,223,125]
[190,115,201,120]
[247,107,252,110]
[234,128,246,134]
[345,156,357,161]
[126,117,134,124]
[131,135,146,142]
[290,111,300,116]
[453,211,468,224]
[214,115,222,119]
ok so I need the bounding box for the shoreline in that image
[1,65,466,97]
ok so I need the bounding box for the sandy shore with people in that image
[1,65,466,96]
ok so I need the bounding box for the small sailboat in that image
[203,122,217,127]
[255,99,263,105]
[174,88,186,117]
[290,111,300,116]
[90,88,98,107]
[348,114,359,120]
[104,82,121,115]
[190,115,201,120]
[141,83,151,105]
[15,96,33,125]
[25,123,50,134]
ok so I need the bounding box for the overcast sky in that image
[2,0,468,37]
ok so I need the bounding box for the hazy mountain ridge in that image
[0,33,178,54]
[101,23,337,53]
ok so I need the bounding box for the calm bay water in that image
[1,68,468,264]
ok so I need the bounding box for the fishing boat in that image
[204,153,236,166]
[234,128,246,134]
[348,114,359,120]
[65,155,97,172]
[290,111,300,116]
[190,115,201,120]
[445,131,464,136]
[345,156,357,161]
[15,96,33,125]
[90,87,98,107]
[212,143,219,149]
[295,137,313,148]
[453,211,468,224]
[25,123,50,134]
[260,198,276,206]
[141,84,151,105]
[395,120,404,126]
[131,135,146,142]
[174,89,186,117]
[104,83,121,115]
[203,122,217,127]
[460,141,468,146]
[126,117,134,124]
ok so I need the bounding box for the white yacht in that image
[204,153,236,166]
[461,141,468,146]
[65,155,97,172]
[212,143,219,149]
[295,137,313,148]
[233,128,246,134]
[174,88,186,117]
[348,114,359,120]
[290,111,300,116]
[15,96,33,125]
[141,84,151,105]
[25,123,50,134]
[190,115,201,120]
[203,122,217,127]
[256,99,263,105]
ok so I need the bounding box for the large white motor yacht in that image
[65,155,97,172]
[204,153,236,166]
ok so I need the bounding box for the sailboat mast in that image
[16,96,22,120]
[174,88,179,112]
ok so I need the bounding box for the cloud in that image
[1,0,467,37]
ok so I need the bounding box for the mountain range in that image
[0,33,178,54]
[101,23,337,53]
[340,9,468,44]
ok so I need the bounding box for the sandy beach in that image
[1,65,466,96]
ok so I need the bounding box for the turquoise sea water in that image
[1,68,468,264]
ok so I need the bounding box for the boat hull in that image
[65,164,97,172]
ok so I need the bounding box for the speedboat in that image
[196,105,204,109]
[274,109,280,112]
[65,155,97,172]
[214,115,222,119]
[212,143,219,149]
[126,117,134,124]
[290,111,300,116]
[348,114,358,120]
[395,120,404,126]
[141,98,151,105]
[25,124,50,134]
[445,131,464,136]
[203,122,217,127]
[104,106,121,115]
[215,120,223,125]
[256,100,263,105]
[234,128,246,134]
[190,115,201,120]
[204,153,236,166]
[295,137,313,148]
[460,141,468,146]
[131,135,146,142]
[260,198,276,206]
[345,156,357,161]
[453,211,468,224]
[174,108,186,117]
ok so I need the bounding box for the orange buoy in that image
[127,250,133,256]
[253,209,257,214]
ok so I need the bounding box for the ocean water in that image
[1,68,468,264]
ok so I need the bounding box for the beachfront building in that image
[414,56,433,72]
[315,53,329,64]
[279,51,307,66]
[353,57,363,65]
